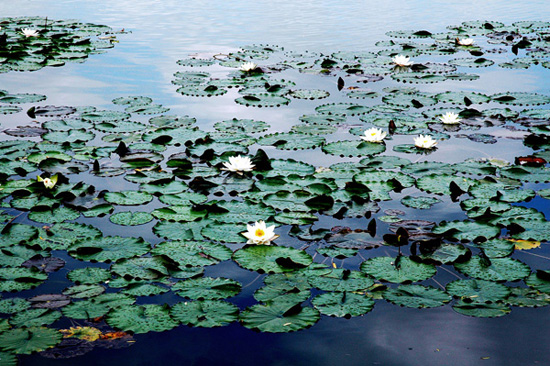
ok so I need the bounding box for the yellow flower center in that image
[255,229,265,237]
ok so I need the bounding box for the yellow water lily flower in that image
[439,112,461,125]
[22,28,39,37]
[37,174,58,189]
[361,127,387,143]
[222,155,255,174]
[392,54,413,67]
[242,220,279,244]
[239,62,258,72]
[414,134,437,149]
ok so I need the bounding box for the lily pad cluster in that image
[0,16,122,73]
[0,19,550,364]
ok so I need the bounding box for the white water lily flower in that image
[392,54,413,67]
[222,155,255,174]
[242,220,279,244]
[456,38,475,46]
[239,62,258,72]
[37,174,58,189]
[439,112,462,125]
[361,127,387,143]
[22,28,39,37]
[414,134,438,149]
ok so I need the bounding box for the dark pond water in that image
[1,1,550,365]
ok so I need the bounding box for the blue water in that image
[2,1,550,365]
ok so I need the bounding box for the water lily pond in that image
[1,2,550,366]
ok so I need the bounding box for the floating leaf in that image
[240,303,320,333]
[454,256,530,282]
[171,300,239,327]
[312,292,374,317]
[360,256,436,283]
[233,245,313,274]
[383,285,451,308]
[452,300,511,318]
[173,277,241,300]
[107,304,178,334]
[68,236,150,263]
[0,327,62,354]
[446,279,510,303]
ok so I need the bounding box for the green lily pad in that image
[235,94,290,107]
[68,236,150,263]
[28,206,80,224]
[322,140,386,157]
[492,92,550,106]
[152,240,231,267]
[420,243,469,264]
[433,220,501,242]
[289,89,329,100]
[63,284,105,299]
[10,308,62,327]
[0,327,62,354]
[383,285,451,308]
[214,118,269,133]
[67,267,111,285]
[111,257,170,280]
[360,256,437,283]
[104,191,153,205]
[62,293,135,320]
[0,297,30,314]
[312,292,375,317]
[109,211,154,226]
[233,245,313,274]
[152,206,207,222]
[171,300,239,327]
[107,304,178,334]
[257,132,325,150]
[315,103,371,116]
[452,300,511,318]
[446,279,511,303]
[505,287,550,308]
[0,93,47,104]
[240,302,320,333]
[454,256,531,282]
[449,57,494,68]
[153,221,207,241]
[173,277,241,300]
[0,267,48,292]
[81,110,131,122]
[401,195,441,209]
[308,269,374,291]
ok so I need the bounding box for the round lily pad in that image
[109,211,154,226]
[152,240,231,267]
[360,256,437,283]
[173,277,241,300]
[383,285,451,308]
[240,302,320,333]
[233,245,313,274]
[312,292,375,317]
[0,327,62,354]
[446,279,510,303]
[67,267,111,285]
[322,140,385,157]
[107,304,178,334]
[454,256,531,282]
[171,300,239,328]
[452,300,511,318]
[68,236,150,263]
